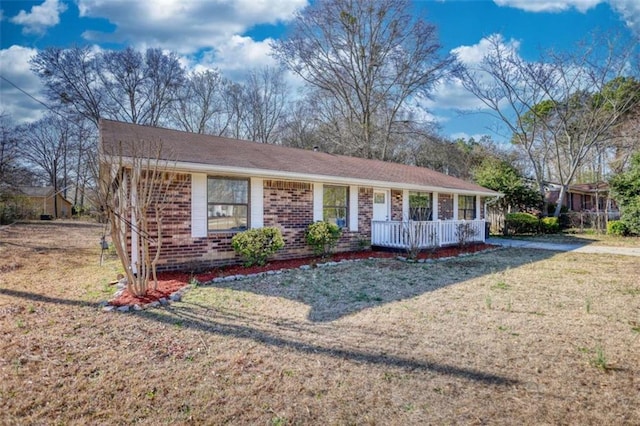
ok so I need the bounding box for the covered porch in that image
[371,219,486,249]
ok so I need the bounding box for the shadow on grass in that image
[140,302,520,387]
[0,288,99,308]
[201,248,558,322]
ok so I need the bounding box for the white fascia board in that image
[103,155,499,197]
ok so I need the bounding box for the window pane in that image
[409,192,432,221]
[208,178,248,204]
[324,186,347,207]
[323,207,347,227]
[323,185,348,227]
[208,204,247,231]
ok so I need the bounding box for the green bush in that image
[607,220,628,236]
[305,221,342,257]
[541,217,560,234]
[231,227,285,267]
[620,198,640,236]
[504,212,540,235]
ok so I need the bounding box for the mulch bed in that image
[109,243,496,307]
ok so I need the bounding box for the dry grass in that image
[1,222,639,425]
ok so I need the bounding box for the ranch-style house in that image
[100,119,500,271]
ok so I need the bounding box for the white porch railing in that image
[371,220,486,249]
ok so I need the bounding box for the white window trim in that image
[349,185,358,232]
[250,177,264,229]
[313,182,323,222]
[191,173,208,238]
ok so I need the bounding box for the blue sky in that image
[1,0,638,142]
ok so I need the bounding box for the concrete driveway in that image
[486,237,640,257]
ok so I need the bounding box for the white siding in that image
[349,185,358,231]
[313,182,323,222]
[250,177,264,228]
[191,173,207,238]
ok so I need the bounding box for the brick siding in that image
[132,175,375,272]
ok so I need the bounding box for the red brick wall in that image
[391,190,403,221]
[134,175,376,271]
[438,194,454,220]
[263,180,314,259]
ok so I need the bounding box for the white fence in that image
[371,220,486,249]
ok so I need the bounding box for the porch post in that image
[453,194,459,220]
[432,192,439,221]
[402,189,409,220]
[476,195,481,220]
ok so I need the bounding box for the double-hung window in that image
[409,192,433,221]
[459,195,476,220]
[323,185,348,228]
[207,177,249,231]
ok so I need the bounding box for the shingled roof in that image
[100,119,498,196]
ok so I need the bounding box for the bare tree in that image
[461,34,638,216]
[0,113,20,186]
[31,46,186,129]
[171,69,230,135]
[30,46,104,127]
[243,66,290,143]
[272,0,459,160]
[17,114,75,217]
[99,140,184,296]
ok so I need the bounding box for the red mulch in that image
[109,244,496,307]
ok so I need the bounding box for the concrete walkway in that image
[486,237,640,257]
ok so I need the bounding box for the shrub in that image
[607,220,628,236]
[306,221,342,257]
[504,212,540,235]
[231,227,285,267]
[541,217,560,234]
[619,198,640,236]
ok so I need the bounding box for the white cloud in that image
[10,0,67,35]
[77,0,307,54]
[425,34,522,112]
[493,0,602,13]
[452,34,520,67]
[0,46,46,123]
[609,0,640,38]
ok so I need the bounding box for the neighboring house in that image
[545,182,619,218]
[100,119,500,271]
[18,186,73,219]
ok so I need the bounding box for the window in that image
[409,192,433,221]
[459,195,476,220]
[207,177,249,231]
[323,185,348,227]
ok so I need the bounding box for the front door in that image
[373,190,389,222]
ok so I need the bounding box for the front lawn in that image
[1,222,639,424]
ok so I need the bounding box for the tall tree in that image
[242,66,290,143]
[0,113,20,186]
[272,0,459,160]
[461,34,638,216]
[170,69,230,135]
[17,114,74,217]
[31,46,186,128]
